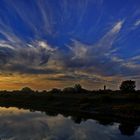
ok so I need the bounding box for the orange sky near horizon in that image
[0,74,123,91]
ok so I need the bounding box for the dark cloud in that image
[0,41,57,74]
[0,47,15,65]
[1,64,60,75]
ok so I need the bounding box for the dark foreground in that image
[0,90,140,136]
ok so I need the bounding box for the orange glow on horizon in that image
[0,73,123,91]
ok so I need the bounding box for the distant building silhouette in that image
[104,85,106,90]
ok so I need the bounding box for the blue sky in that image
[0,0,140,90]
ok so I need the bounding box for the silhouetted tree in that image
[74,84,82,92]
[49,88,61,94]
[120,80,136,92]
[63,87,75,93]
[21,87,33,93]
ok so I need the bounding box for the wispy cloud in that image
[134,20,140,27]
[0,0,139,89]
[0,17,139,89]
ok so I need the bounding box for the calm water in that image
[0,107,140,140]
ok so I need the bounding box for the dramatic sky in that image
[0,0,140,90]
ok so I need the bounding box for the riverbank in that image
[0,90,140,125]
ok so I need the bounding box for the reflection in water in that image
[0,107,139,140]
[119,123,139,136]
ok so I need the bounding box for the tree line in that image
[1,80,137,94]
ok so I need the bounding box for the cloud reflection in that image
[0,107,140,140]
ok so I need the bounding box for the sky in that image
[0,0,140,90]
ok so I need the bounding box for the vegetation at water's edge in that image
[0,80,139,121]
[0,80,139,136]
[0,80,139,119]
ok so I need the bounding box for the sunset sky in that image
[0,0,140,90]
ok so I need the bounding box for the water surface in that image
[0,107,140,140]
